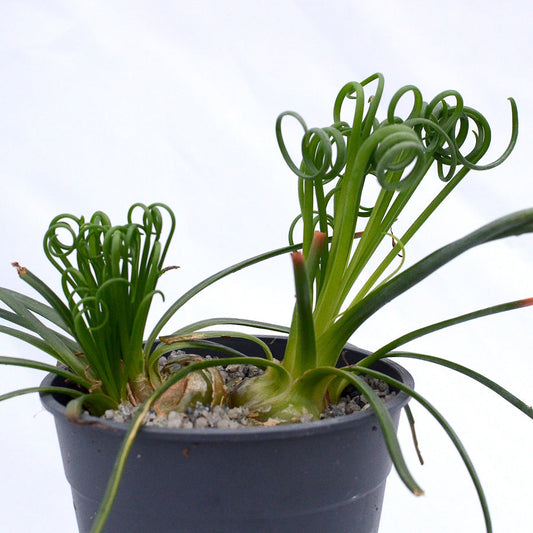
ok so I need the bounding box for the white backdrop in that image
[1,1,532,532]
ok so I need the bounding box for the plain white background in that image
[0,1,531,532]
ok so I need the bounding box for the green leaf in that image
[353,367,493,533]
[325,208,533,354]
[287,251,317,375]
[166,317,290,337]
[89,356,289,533]
[157,331,276,361]
[0,355,91,388]
[0,289,86,373]
[144,240,302,355]
[360,297,533,366]
[0,324,75,359]
[366,351,533,419]
[11,264,74,332]
[0,385,83,403]
[325,366,423,496]
[0,288,73,335]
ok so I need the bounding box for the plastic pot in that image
[40,335,413,533]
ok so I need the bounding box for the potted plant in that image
[1,73,532,533]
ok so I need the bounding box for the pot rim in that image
[40,339,414,442]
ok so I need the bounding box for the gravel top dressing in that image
[101,351,396,429]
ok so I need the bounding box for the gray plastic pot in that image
[40,335,413,533]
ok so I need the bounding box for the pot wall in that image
[40,336,414,533]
